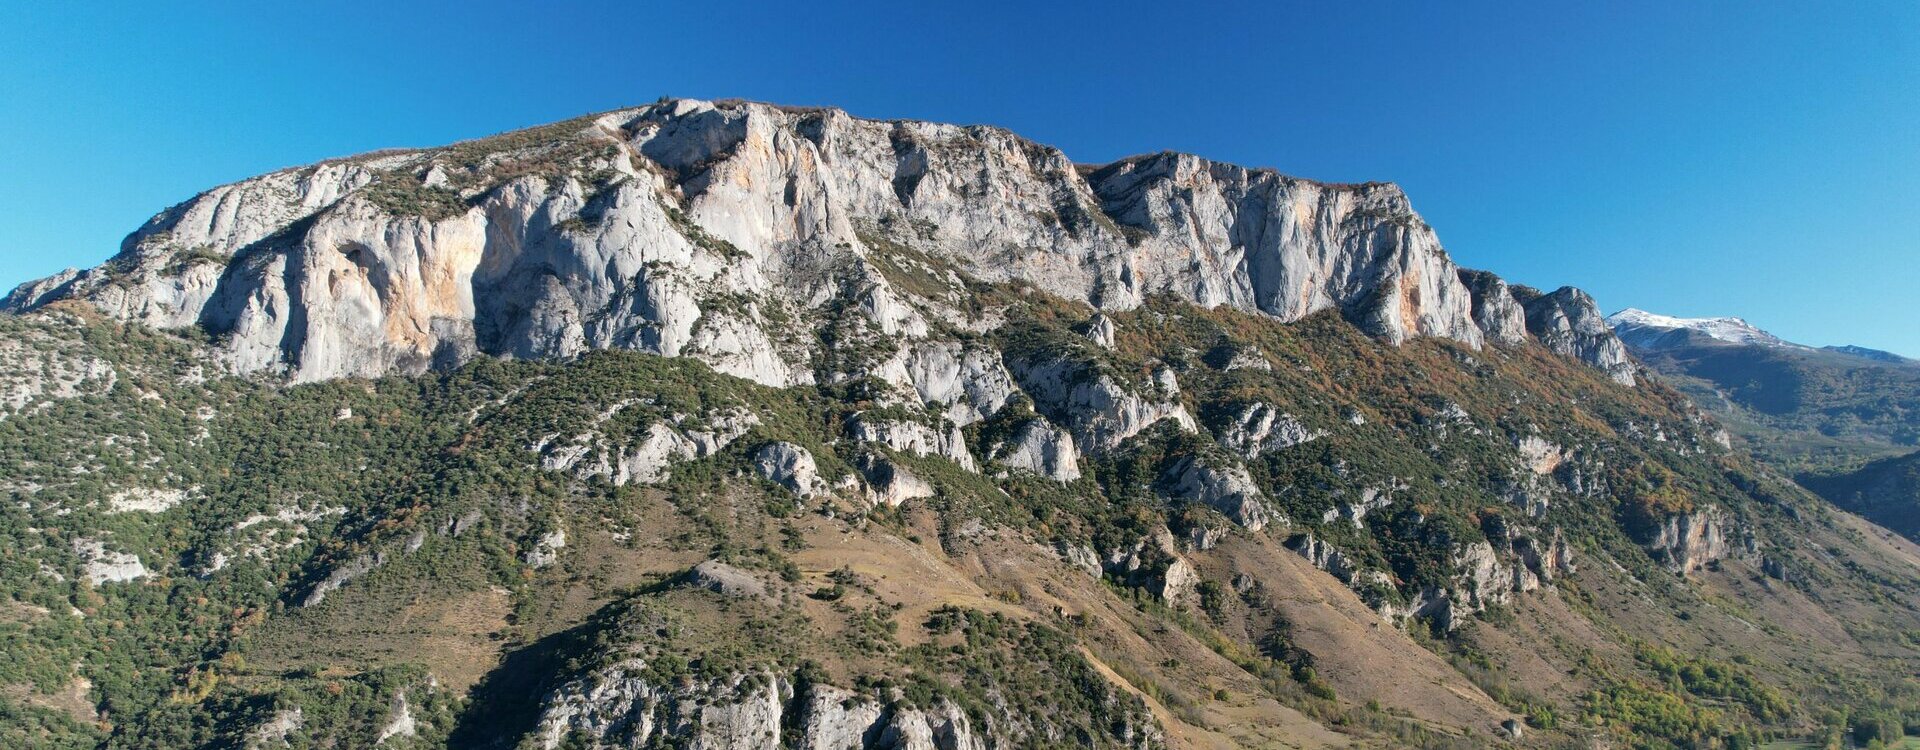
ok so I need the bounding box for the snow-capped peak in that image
[1606,308,1802,349]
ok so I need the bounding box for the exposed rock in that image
[0,316,117,418]
[73,538,148,585]
[1163,455,1272,531]
[247,708,303,748]
[1646,505,1732,574]
[991,418,1081,482]
[1518,286,1637,386]
[1286,533,1364,586]
[1214,402,1325,459]
[302,552,381,607]
[1457,269,1530,346]
[846,414,977,472]
[1056,541,1104,577]
[681,560,769,600]
[895,341,1017,426]
[523,529,567,569]
[6,98,1633,390]
[1010,357,1196,455]
[533,661,790,750]
[751,441,825,497]
[107,487,187,513]
[1514,434,1567,476]
[1081,313,1118,349]
[857,454,936,507]
[535,408,758,486]
[375,691,417,745]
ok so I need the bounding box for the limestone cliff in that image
[5,97,1631,386]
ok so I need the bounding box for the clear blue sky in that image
[3,2,1915,354]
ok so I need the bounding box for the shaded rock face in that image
[1519,286,1638,385]
[7,98,1631,386]
[857,454,935,508]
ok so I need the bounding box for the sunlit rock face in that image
[5,97,1633,385]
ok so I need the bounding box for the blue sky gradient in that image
[3,2,1915,354]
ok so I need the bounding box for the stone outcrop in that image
[1646,505,1733,574]
[532,663,1008,750]
[6,98,1634,389]
[1162,455,1273,531]
[990,418,1081,482]
[1009,358,1196,455]
[751,441,825,497]
[846,413,977,472]
[680,560,769,600]
[1518,286,1638,385]
[1213,402,1324,459]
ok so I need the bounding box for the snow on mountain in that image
[1607,308,1804,350]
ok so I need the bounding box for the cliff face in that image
[5,98,1628,386]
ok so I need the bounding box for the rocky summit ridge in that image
[4,96,1635,387]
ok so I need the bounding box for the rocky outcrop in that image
[846,413,977,471]
[523,529,567,569]
[857,454,936,507]
[1213,402,1324,459]
[795,685,987,750]
[751,441,825,497]
[534,407,758,486]
[1162,455,1273,531]
[1087,152,1484,346]
[532,663,1000,750]
[1518,286,1637,385]
[73,538,148,585]
[0,312,118,418]
[1010,358,1196,455]
[990,418,1081,482]
[6,98,1633,388]
[680,560,769,600]
[533,662,791,750]
[1646,505,1733,574]
[1456,269,1530,346]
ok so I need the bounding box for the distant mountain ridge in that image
[1610,305,1920,547]
[1607,307,1803,350]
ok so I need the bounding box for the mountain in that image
[4,98,1920,750]
[1607,306,1920,547]
[1607,308,1802,351]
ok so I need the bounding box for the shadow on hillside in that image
[446,598,630,748]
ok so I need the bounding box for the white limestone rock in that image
[1163,456,1273,531]
[5,97,1638,391]
[1214,402,1325,459]
[858,454,936,507]
[1647,505,1733,574]
[846,413,976,471]
[751,441,825,497]
[524,529,567,569]
[992,418,1081,482]
[73,538,148,585]
[1520,286,1638,386]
